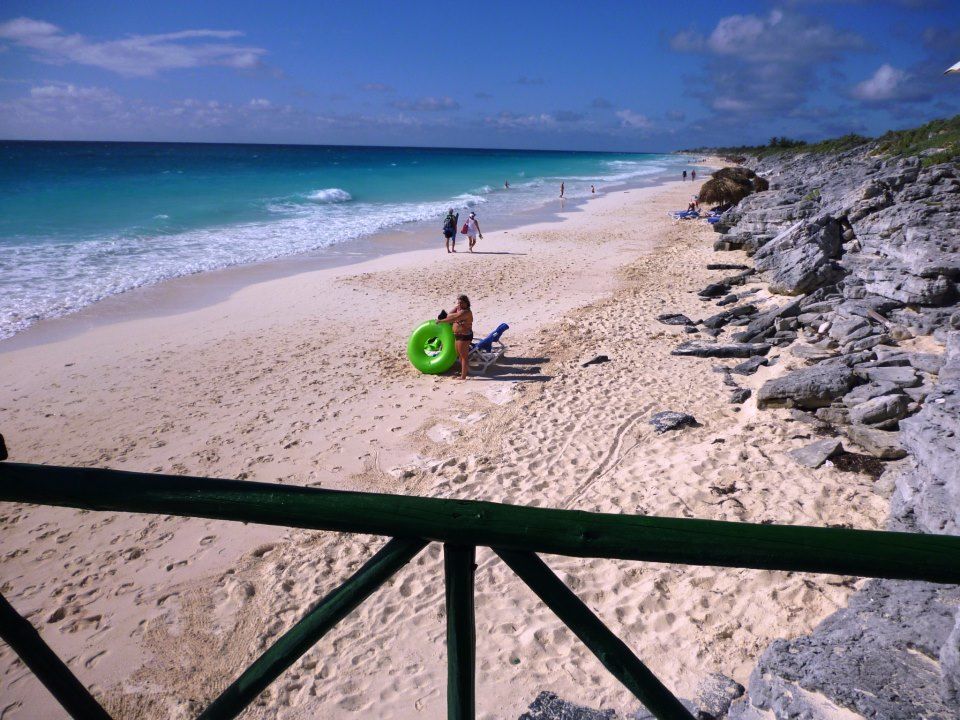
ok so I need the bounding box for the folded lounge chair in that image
[469,323,509,374]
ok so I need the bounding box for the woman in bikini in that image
[440,294,473,380]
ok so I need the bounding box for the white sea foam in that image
[307,188,353,203]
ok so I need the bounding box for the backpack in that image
[443,215,455,231]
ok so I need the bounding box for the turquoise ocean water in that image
[0,142,685,340]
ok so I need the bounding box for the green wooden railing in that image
[2,462,959,720]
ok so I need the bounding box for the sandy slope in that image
[0,177,887,719]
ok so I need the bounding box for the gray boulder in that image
[649,411,700,433]
[846,424,907,460]
[848,393,910,426]
[757,365,859,409]
[731,579,960,720]
[842,381,902,407]
[788,438,842,468]
[861,366,920,388]
[753,216,844,295]
[671,342,772,359]
[519,692,617,720]
[656,313,694,326]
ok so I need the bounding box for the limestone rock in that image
[846,424,907,460]
[671,342,771,359]
[649,411,700,433]
[848,393,910,426]
[757,366,859,409]
[788,438,843,468]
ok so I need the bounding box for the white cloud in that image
[484,111,556,129]
[616,109,653,129]
[391,96,460,111]
[0,16,266,77]
[670,10,866,117]
[851,64,911,101]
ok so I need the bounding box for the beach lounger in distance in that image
[468,323,509,373]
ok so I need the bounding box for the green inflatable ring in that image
[407,320,458,374]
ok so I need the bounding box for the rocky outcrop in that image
[708,141,960,718]
[753,216,843,295]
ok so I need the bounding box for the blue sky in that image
[1,0,958,150]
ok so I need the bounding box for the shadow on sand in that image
[456,251,527,256]
[466,355,551,383]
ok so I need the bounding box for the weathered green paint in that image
[198,537,426,720]
[0,593,113,720]
[494,549,695,720]
[444,545,476,720]
[3,463,959,582]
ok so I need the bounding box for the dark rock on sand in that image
[729,387,752,404]
[519,692,617,720]
[672,341,771,359]
[656,313,694,326]
[696,673,745,719]
[581,355,610,367]
[707,263,751,271]
[788,438,843,468]
[756,365,859,409]
[730,355,769,376]
[649,411,700,433]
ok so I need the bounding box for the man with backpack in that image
[443,208,459,253]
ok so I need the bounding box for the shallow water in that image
[0,141,685,338]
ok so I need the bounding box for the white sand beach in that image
[0,176,889,719]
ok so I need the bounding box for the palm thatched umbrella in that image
[712,166,757,183]
[698,176,753,206]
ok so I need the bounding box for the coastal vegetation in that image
[686,113,960,166]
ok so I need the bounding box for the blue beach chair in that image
[469,323,509,374]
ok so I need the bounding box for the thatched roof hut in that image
[699,166,769,206]
[712,166,757,183]
[698,176,753,206]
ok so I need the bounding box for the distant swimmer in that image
[505,180,510,189]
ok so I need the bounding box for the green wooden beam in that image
[444,545,476,720]
[3,463,960,583]
[197,536,426,720]
[0,593,113,720]
[494,549,694,720]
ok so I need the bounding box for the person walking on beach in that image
[560,181,565,198]
[466,211,482,252]
[682,170,687,181]
[443,208,459,253]
[591,184,595,194]
[439,294,473,380]
[691,169,697,181]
